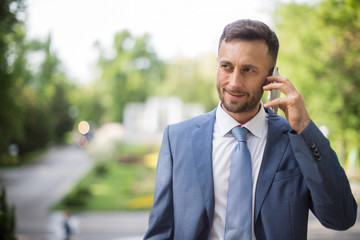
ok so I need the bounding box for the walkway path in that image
[0,145,94,240]
[0,145,359,240]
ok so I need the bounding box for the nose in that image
[228,70,244,88]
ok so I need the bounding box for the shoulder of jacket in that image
[168,108,216,131]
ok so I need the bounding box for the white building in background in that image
[123,96,205,138]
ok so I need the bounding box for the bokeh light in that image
[78,121,90,135]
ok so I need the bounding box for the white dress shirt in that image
[210,102,268,240]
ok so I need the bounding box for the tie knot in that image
[231,126,248,142]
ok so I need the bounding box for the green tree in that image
[319,0,360,157]
[274,0,360,161]
[95,30,165,123]
[0,0,26,162]
[16,86,53,153]
[14,36,75,154]
[49,80,75,143]
[0,1,83,163]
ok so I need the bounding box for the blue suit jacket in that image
[144,108,357,240]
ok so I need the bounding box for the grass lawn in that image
[54,148,157,211]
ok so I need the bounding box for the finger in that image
[265,79,297,96]
[266,74,286,83]
[267,76,295,90]
[263,82,282,91]
[263,95,286,109]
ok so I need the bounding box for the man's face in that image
[216,39,273,118]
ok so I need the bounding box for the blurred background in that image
[0,0,359,239]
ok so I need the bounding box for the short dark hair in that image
[219,19,279,64]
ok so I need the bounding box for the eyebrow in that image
[241,64,259,70]
[218,60,259,70]
[218,60,233,66]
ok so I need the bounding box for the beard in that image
[216,82,264,114]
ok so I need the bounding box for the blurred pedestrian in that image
[63,211,77,240]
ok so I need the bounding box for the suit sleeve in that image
[289,120,357,230]
[144,126,174,239]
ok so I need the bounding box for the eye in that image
[221,63,233,71]
[243,68,254,72]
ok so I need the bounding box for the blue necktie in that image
[224,126,252,240]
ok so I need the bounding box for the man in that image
[144,19,357,240]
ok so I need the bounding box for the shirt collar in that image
[216,101,266,139]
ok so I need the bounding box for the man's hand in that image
[263,74,310,134]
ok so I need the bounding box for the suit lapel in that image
[254,110,291,223]
[191,109,216,225]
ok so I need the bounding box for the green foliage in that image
[0,0,80,166]
[16,87,52,153]
[318,0,360,151]
[70,84,105,126]
[158,54,218,111]
[49,81,75,143]
[63,186,92,207]
[0,186,17,240]
[274,0,360,160]
[0,0,26,163]
[94,30,165,123]
[0,0,76,164]
[12,38,75,156]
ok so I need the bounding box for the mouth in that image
[225,89,247,99]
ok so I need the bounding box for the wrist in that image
[294,118,311,134]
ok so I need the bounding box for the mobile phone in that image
[267,66,280,114]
